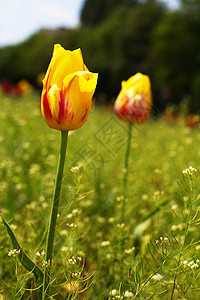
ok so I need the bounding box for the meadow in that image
[0,91,200,299]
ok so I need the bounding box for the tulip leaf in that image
[1,215,43,281]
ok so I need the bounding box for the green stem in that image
[121,122,132,223]
[42,130,69,298]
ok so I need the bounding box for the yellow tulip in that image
[114,73,152,125]
[41,44,98,131]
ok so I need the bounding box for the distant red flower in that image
[1,80,12,94]
[186,114,199,129]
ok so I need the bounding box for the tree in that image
[152,7,200,111]
[80,0,138,25]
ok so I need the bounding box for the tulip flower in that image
[41,45,98,297]
[41,44,98,131]
[114,72,152,125]
[114,73,152,225]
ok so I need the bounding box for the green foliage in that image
[181,0,200,15]
[151,7,200,110]
[80,0,136,26]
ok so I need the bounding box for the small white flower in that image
[181,259,199,269]
[124,247,135,254]
[171,204,178,210]
[60,229,68,236]
[10,224,17,230]
[72,208,79,215]
[116,196,124,202]
[70,165,81,173]
[117,223,125,228]
[66,223,77,229]
[77,256,82,261]
[61,246,72,252]
[42,260,50,267]
[110,289,118,296]
[101,241,110,247]
[66,213,73,219]
[124,290,134,297]
[182,166,198,176]
[151,273,164,281]
[72,272,80,278]
[8,249,20,257]
[171,225,177,231]
[68,256,76,265]
[8,250,14,256]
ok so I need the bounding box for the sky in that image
[0,0,179,47]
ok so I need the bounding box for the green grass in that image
[0,92,200,299]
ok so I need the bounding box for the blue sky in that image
[0,0,179,47]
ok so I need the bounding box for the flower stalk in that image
[121,122,132,223]
[43,130,68,297]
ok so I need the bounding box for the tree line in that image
[0,0,200,112]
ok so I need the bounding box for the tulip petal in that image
[48,84,61,120]
[125,73,152,103]
[60,71,98,130]
[43,45,87,90]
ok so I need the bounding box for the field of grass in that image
[0,91,200,299]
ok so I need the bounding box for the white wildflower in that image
[151,273,164,281]
[70,165,81,173]
[8,249,20,257]
[110,289,118,296]
[124,290,134,297]
[101,241,110,247]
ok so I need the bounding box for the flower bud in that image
[114,73,152,124]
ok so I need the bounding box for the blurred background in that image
[0,0,200,114]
